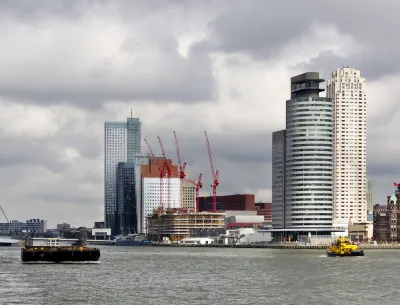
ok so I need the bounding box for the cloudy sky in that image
[0,0,398,228]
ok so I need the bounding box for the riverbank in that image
[153,243,400,250]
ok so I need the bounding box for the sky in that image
[0,0,399,228]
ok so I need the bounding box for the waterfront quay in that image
[153,243,400,250]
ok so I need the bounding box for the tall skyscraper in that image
[272,72,333,230]
[104,117,141,235]
[326,68,367,223]
[116,162,137,235]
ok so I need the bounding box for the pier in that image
[153,243,400,250]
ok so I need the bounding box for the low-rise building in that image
[220,228,272,245]
[349,223,373,242]
[91,228,112,240]
[0,219,47,235]
[56,223,71,230]
[373,193,400,242]
[255,202,272,222]
[199,194,255,211]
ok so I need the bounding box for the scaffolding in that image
[147,211,226,242]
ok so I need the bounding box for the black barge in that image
[21,237,100,263]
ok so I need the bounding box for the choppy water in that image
[0,246,399,304]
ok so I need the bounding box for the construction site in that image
[143,131,225,242]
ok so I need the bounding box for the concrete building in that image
[199,194,255,211]
[140,158,179,233]
[104,117,141,235]
[221,228,272,245]
[0,219,47,235]
[141,177,181,233]
[326,68,367,223]
[91,228,112,240]
[116,162,138,235]
[147,211,226,242]
[56,223,71,230]
[226,215,265,229]
[183,179,196,210]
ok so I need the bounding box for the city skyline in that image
[1,1,399,228]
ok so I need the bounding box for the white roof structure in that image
[227,215,265,223]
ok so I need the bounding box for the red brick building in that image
[141,158,178,179]
[255,202,272,222]
[199,194,255,211]
[373,193,400,242]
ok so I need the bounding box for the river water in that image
[0,246,398,305]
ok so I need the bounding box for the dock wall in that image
[153,243,400,250]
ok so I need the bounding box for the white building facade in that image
[326,68,367,223]
[141,177,181,233]
[183,179,196,210]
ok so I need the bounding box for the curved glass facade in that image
[285,96,333,228]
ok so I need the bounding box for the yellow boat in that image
[327,236,364,257]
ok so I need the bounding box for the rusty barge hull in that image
[21,246,100,263]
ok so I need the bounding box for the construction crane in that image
[185,174,202,212]
[173,131,187,212]
[157,136,172,209]
[144,139,165,212]
[205,131,219,212]
[0,204,15,236]
[195,173,203,212]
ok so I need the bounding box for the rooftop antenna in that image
[130,107,132,118]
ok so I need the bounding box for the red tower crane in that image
[173,131,187,212]
[158,136,172,209]
[185,173,202,212]
[205,131,219,212]
[195,173,203,212]
[144,139,165,211]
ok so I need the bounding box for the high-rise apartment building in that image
[272,72,334,232]
[104,118,141,235]
[182,179,196,210]
[326,68,367,223]
[142,178,181,233]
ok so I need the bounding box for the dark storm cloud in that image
[0,60,214,108]
[194,1,400,80]
[299,50,400,82]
